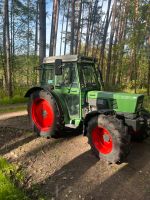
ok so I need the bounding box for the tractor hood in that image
[87,91,144,114]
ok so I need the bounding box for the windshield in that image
[81,64,98,87]
[40,64,54,85]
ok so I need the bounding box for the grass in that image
[0,86,28,106]
[0,95,27,113]
[0,96,27,114]
[0,157,28,200]
[0,96,27,105]
[144,96,150,111]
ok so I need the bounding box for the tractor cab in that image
[40,55,100,91]
[37,55,100,125]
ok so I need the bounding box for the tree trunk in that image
[27,0,30,85]
[89,0,98,48]
[10,0,14,87]
[49,0,60,56]
[35,0,39,55]
[84,1,93,56]
[39,0,46,63]
[70,0,75,54]
[75,0,82,54]
[147,56,150,96]
[64,1,70,55]
[111,16,119,84]
[133,0,139,93]
[53,0,59,55]
[105,0,117,84]
[60,8,65,55]
[78,1,84,55]
[3,0,13,97]
[100,0,112,74]
[115,0,129,85]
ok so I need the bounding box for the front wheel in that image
[87,114,131,163]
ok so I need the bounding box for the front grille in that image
[89,98,118,110]
[110,98,118,109]
[136,96,144,112]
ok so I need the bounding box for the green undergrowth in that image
[144,96,150,111]
[0,96,27,113]
[0,157,28,200]
[0,86,29,106]
[0,96,27,105]
[122,88,147,94]
[0,86,29,99]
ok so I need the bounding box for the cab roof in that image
[43,55,97,64]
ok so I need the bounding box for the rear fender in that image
[24,86,46,97]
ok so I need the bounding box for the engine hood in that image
[87,91,144,113]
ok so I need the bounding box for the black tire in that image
[87,114,131,163]
[28,90,64,137]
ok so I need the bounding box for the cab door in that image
[55,63,81,124]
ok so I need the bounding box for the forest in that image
[0,0,150,98]
[0,1,150,200]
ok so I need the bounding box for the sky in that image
[46,0,52,56]
[46,0,65,56]
[46,0,109,57]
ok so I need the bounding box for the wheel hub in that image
[42,110,47,118]
[103,134,110,142]
[92,126,113,154]
[31,98,54,131]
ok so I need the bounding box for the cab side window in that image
[56,63,78,87]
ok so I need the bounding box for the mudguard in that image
[24,86,44,97]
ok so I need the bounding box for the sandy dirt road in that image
[0,111,150,200]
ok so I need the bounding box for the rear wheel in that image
[28,90,61,137]
[87,114,131,163]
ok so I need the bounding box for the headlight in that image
[137,103,143,110]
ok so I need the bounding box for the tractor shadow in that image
[15,128,83,165]
[29,138,150,200]
[0,114,30,131]
[28,150,98,199]
[0,114,34,155]
[0,114,83,158]
[84,139,150,200]
[53,126,82,139]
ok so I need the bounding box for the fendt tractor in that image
[25,55,150,163]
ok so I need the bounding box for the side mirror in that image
[55,59,62,75]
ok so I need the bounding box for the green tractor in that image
[25,55,150,163]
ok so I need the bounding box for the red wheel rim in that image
[31,98,54,131]
[92,126,113,154]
